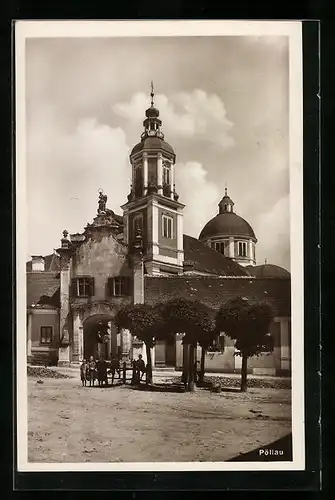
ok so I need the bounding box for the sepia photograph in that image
[15,20,304,472]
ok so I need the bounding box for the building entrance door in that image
[83,314,116,361]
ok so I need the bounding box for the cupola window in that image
[163,163,171,185]
[238,241,247,257]
[213,240,229,256]
[134,163,143,197]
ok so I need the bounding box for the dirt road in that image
[28,376,291,463]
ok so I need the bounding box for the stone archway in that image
[72,302,133,364]
[83,313,117,361]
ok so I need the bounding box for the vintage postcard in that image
[15,20,304,472]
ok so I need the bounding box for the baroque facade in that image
[26,88,291,376]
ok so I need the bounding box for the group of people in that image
[80,354,147,387]
[80,355,121,387]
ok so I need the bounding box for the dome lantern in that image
[141,81,165,141]
[218,187,235,214]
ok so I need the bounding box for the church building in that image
[26,87,291,376]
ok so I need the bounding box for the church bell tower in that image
[121,83,184,275]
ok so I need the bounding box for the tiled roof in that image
[144,275,291,317]
[245,264,290,278]
[26,253,60,272]
[27,272,60,307]
[183,234,248,277]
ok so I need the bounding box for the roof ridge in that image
[144,275,290,281]
[27,271,60,275]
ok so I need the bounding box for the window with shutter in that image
[72,277,94,297]
[108,277,131,297]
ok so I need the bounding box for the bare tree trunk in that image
[241,352,248,392]
[145,343,153,385]
[182,343,190,388]
[188,344,195,392]
[199,346,206,383]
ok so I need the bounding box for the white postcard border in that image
[15,20,304,472]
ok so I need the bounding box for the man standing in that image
[96,355,108,387]
[137,354,146,382]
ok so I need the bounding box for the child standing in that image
[88,355,97,387]
[96,355,108,387]
[80,358,88,386]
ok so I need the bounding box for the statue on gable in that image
[61,230,70,249]
[98,189,107,214]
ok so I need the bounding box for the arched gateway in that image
[71,301,133,363]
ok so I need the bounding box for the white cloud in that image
[176,161,220,239]
[27,115,130,256]
[255,195,290,270]
[113,90,234,148]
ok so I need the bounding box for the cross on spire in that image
[150,80,155,107]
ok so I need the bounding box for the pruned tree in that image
[115,304,163,384]
[215,296,274,392]
[162,298,215,391]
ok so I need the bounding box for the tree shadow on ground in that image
[127,383,187,393]
[218,387,241,393]
[81,382,124,389]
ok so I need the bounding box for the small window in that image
[40,326,53,345]
[134,164,143,197]
[108,277,131,297]
[133,214,143,232]
[238,241,247,257]
[162,214,173,239]
[72,277,94,297]
[214,241,229,256]
[163,164,171,185]
[214,242,222,253]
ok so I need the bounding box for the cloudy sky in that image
[25,35,290,269]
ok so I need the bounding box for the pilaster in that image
[248,239,254,265]
[143,153,148,196]
[57,233,72,365]
[229,237,235,258]
[170,163,175,200]
[157,153,163,195]
[27,312,32,359]
[72,311,83,362]
[120,328,132,361]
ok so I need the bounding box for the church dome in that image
[131,136,175,156]
[199,212,256,240]
[199,189,256,242]
[246,263,290,278]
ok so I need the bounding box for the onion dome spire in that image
[141,81,164,140]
